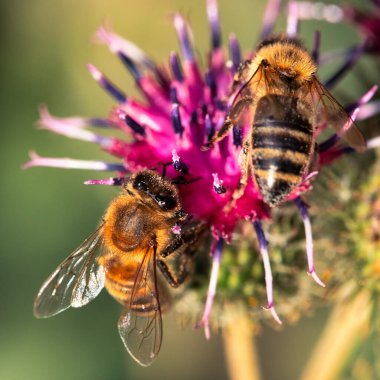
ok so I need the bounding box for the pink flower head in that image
[25,0,380,336]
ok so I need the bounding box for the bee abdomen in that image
[252,120,313,207]
[104,270,158,315]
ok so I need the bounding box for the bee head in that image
[129,170,181,212]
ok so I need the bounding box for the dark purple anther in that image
[171,104,184,136]
[170,87,179,104]
[233,125,242,148]
[205,114,215,141]
[312,31,321,64]
[123,114,146,136]
[89,118,115,128]
[318,134,339,153]
[229,34,241,71]
[88,64,127,103]
[118,52,142,81]
[172,150,189,175]
[324,41,367,89]
[170,52,184,82]
[207,0,222,50]
[174,14,194,62]
[205,71,217,99]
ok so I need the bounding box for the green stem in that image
[301,289,373,380]
[222,313,262,380]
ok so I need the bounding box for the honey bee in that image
[203,35,366,206]
[34,169,205,366]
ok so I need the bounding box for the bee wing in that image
[118,245,162,367]
[33,225,105,318]
[308,78,366,152]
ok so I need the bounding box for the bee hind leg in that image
[157,259,188,288]
[201,96,252,151]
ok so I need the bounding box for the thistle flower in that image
[25,0,380,340]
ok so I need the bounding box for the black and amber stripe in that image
[99,255,160,315]
[251,111,313,207]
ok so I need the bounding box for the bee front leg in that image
[201,96,253,150]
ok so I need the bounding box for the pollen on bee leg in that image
[196,237,224,339]
[253,220,282,325]
[294,197,325,288]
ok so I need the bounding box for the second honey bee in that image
[203,35,366,206]
[34,169,205,366]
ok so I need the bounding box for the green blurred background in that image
[0,1,376,379]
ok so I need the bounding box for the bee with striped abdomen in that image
[34,169,205,366]
[203,35,366,206]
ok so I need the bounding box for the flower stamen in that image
[253,220,282,324]
[23,151,125,172]
[197,237,224,339]
[87,64,127,103]
[294,197,325,287]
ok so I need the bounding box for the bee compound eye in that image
[134,178,148,192]
[155,194,176,211]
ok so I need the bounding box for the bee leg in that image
[232,137,252,201]
[201,96,253,150]
[160,236,183,258]
[157,259,188,288]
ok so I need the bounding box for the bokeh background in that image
[0,1,377,379]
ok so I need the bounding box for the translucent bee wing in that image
[118,246,162,367]
[33,225,105,318]
[309,78,366,152]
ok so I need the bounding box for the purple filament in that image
[294,197,325,287]
[253,220,282,324]
[197,237,224,339]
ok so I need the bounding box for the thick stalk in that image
[222,314,262,380]
[301,289,373,380]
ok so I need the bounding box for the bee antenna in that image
[171,176,202,185]
[161,161,173,178]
